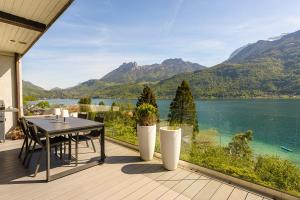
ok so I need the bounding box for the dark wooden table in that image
[26,117,105,182]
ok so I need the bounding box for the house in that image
[0,0,73,140]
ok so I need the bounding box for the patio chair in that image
[78,113,88,119]
[27,124,69,177]
[18,118,32,164]
[72,116,104,152]
[77,113,91,147]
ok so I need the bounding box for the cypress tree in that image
[168,80,199,132]
[136,85,158,108]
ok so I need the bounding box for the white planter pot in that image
[137,124,156,161]
[160,127,181,170]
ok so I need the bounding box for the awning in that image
[0,0,73,56]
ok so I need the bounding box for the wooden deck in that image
[0,139,271,200]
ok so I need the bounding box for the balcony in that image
[0,138,271,200]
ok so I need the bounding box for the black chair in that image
[78,113,88,119]
[18,118,32,164]
[27,125,69,176]
[72,116,104,152]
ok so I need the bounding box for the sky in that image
[23,0,300,89]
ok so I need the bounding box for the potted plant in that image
[160,80,198,170]
[136,103,157,161]
[160,124,181,170]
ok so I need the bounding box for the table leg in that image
[100,126,105,162]
[75,133,78,166]
[46,133,50,182]
[68,134,72,160]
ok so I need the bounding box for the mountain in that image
[226,30,300,66]
[22,81,49,98]
[23,30,300,99]
[100,58,206,83]
[155,30,300,98]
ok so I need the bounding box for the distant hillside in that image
[22,81,49,98]
[100,58,206,83]
[23,58,206,99]
[155,30,300,98]
[226,30,300,67]
[23,30,300,99]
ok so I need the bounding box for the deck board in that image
[228,188,248,200]
[0,139,270,200]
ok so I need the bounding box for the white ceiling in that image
[0,0,72,55]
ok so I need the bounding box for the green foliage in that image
[90,111,137,145]
[186,130,300,196]
[255,155,300,192]
[136,85,158,108]
[227,130,253,161]
[23,95,38,105]
[136,103,157,126]
[111,102,117,107]
[78,97,91,112]
[98,101,105,105]
[36,101,50,109]
[168,80,199,132]
[187,144,259,182]
[23,95,37,102]
[114,102,135,111]
[99,110,300,196]
[78,97,91,105]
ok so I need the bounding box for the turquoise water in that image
[44,98,300,165]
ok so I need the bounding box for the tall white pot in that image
[160,127,181,170]
[137,124,156,161]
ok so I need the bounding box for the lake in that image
[44,98,300,165]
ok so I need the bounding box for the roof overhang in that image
[0,0,74,57]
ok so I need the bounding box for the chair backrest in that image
[94,116,104,123]
[27,124,43,145]
[78,113,88,119]
[89,116,104,137]
[19,118,30,139]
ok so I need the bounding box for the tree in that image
[99,101,105,105]
[168,80,199,132]
[78,97,91,112]
[136,85,158,108]
[36,101,50,109]
[78,97,91,105]
[227,130,253,160]
[136,85,159,119]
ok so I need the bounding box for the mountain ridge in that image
[23,30,300,99]
[100,58,206,83]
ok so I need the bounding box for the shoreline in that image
[37,96,300,101]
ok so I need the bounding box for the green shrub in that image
[78,97,91,104]
[78,97,91,112]
[93,110,137,145]
[136,85,159,119]
[255,155,300,192]
[226,130,253,161]
[136,103,157,126]
[99,101,105,105]
[23,96,38,105]
[114,102,135,111]
[36,101,50,109]
[188,139,259,182]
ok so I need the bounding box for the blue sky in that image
[23,0,300,89]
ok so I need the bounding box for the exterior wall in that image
[0,52,21,137]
